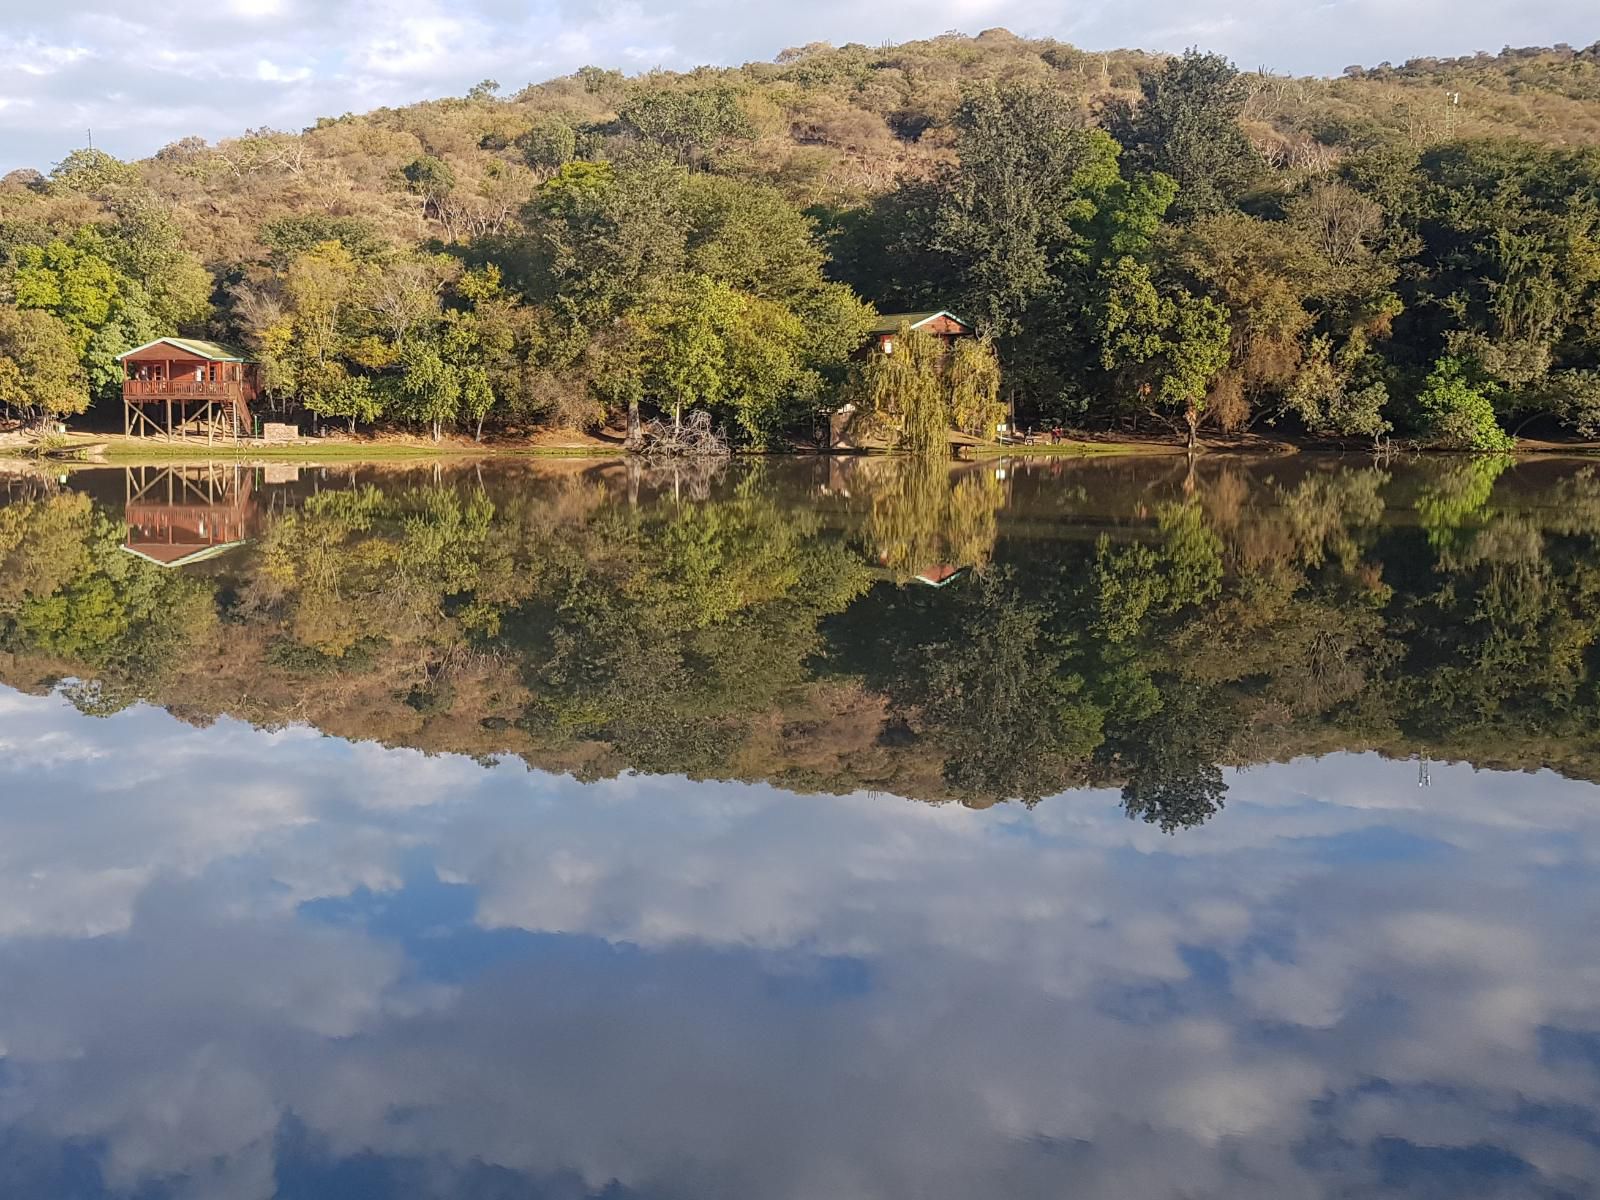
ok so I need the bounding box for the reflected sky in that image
[2,682,1597,1199]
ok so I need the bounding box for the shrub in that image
[1415,357,1513,451]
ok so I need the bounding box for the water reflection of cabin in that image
[122,464,257,568]
[117,339,259,442]
[911,564,967,587]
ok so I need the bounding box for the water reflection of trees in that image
[865,458,1005,582]
[5,459,1600,830]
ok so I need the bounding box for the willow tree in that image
[862,325,949,456]
[948,337,1004,437]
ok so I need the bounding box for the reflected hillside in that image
[4,455,1600,828]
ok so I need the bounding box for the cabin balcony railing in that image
[123,378,246,402]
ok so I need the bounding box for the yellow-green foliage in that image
[868,457,1005,578]
[949,337,1004,437]
[860,326,950,455]
[0,305,89,420]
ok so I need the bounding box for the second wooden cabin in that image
[864,310,974,357]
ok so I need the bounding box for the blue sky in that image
[0,0,1593,173]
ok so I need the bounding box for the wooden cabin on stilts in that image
[116,339,259,444]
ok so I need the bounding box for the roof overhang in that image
[869,310,973,336]
[914,565,969,588]
[116,338,251,363]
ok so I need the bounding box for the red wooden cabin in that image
[864,310,973,356]
[117,338,259,442]
[831,310,976,449]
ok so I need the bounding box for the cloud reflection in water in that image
[0,685,1596,1199]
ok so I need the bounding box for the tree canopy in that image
[5,34,1600,448]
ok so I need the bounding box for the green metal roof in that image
[116,337,255,363]
[867,310,970,335]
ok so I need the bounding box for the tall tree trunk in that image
[1186,402,1200,451]
[625,397,642,451]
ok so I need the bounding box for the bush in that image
[1415,358,1513,451]
[1286,337,1392,442]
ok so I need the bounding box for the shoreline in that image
[7,429,1600,468]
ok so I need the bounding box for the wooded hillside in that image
[3,33,1600,447]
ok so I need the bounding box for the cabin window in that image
[882,338,895,355]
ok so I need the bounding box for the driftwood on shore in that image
[632,410,731,460]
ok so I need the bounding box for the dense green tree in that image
[507,159,868,441]
[521,160,687,324]
[1287,336,1393,442]
[443,266,528,439]
[312,373,384,435]
[11,235,120,346]
[0,305,90,422]
[11,233,143,395]
[1095,257,1231,445]
[396,341,463,440]
[402,155,459,230]
[929,83,1103,337]
[617,86,753,167]
[250,239,368,408]
[1107,51,1264,221]
[47,148,143,194]
[516,116,579,174]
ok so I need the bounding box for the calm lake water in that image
[1,453,1598,1198]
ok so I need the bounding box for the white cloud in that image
[255,58,311,83]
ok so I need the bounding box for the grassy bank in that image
[13,433,626,465]
[22,428,1597,468]
[964,439,1186,458]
